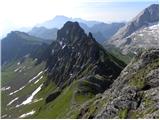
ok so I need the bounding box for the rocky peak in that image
[45,21,125,93]
[144,4,159,22]
[56,21,96,45]
[107,4,159,55]
[109,4,159,42]
[132,4,159,28]
[48,21,101,63]
[130,4,159,34]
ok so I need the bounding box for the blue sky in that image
[0,0,158,38]
[80,0,159,22]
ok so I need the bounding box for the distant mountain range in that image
[36,15,101,28]
[106,4,159,54]
[90,22,125,42]
[29,15,125,43]
[28,27,58,40]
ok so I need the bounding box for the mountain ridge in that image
[106,4,159,54]
[31,16,125,44]
[43,21,126,91]
[108,4,159,42]
[1,31,48,64]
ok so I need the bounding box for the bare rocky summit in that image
[107,4,159,54]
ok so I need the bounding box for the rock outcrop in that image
[77,48,159,119]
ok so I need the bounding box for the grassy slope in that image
[1,58,45,86]
[1,58,93,119]
[32,81,94,119]
[1,58,47,118]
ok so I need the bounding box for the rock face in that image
[107,4,159,54]
[77,49,159,119]
[44,21,126,94]
[118,23,158,54]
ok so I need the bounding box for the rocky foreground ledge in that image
[77,48,159,119]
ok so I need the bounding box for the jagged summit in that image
[56,21,96,44]
[44,21,125,93]
[57,21,85,42]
